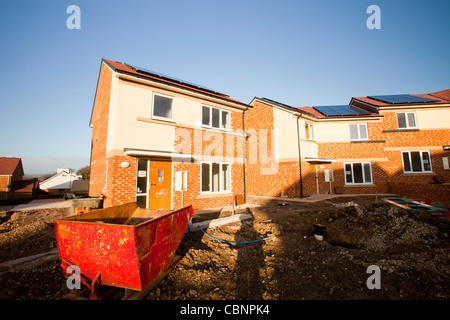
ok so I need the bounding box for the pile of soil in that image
[0,196,449,300]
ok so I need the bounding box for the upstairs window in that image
[397,112,416,129]
[402,151,432,173]
[349,123,368,140]
[153,93,173,120]
[202,106,230,130]
[305,123,314,140]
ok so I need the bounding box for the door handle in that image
[150,183,156,186]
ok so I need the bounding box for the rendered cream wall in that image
[106,77,243,155]
[107,78,175,153]
[313,122,351,142]
[273,108,298,160]
[415,108,450,129]
[272,108,320,160]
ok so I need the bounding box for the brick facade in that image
[89,61,449,208]
[244,97,450,203]
[244,100,303,198]
[89,60,247,210]
[89,64,112,200]
[388,181,450,205]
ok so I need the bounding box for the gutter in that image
[242,106,250,203]
[295,113,304,198]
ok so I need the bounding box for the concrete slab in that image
[11,199,71,211]
[186,213,253,233]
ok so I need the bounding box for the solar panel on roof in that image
[314,105,371,116]
[367,94,437,104]
[125,63,229,97]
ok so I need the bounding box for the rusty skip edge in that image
[55,204,194,292]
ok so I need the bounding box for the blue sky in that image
[0,0,449,174]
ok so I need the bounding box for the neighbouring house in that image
[0,157,24,192]
[70,179,89,195]
[0,157,40,200]
[40,168,82,196]
[89,59,250,209]
[245,89,450,204]
[10,179,40,198]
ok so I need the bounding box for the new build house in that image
[89,59,250,209]
[88,58,450,208]
[245,90,450,204]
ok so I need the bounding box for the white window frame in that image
[349,123,368,141]
[202,105,230,131]
[401,150,432,173]
[152,92,174,121]
[305,122,314,140]
[344,162,373,185]
[396,112,417,129]
[200,161,232,194]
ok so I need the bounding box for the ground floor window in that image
[201,162,231,193]
[402,150,432,173]
[344,162,372,184]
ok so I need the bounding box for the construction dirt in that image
[0,195,449,300]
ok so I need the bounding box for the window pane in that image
[359,124,368,140]
[212,108,220,128]
[222,164,230,191]
[202,106,210,126]
[407,113,416,128]
[310,124,314,139]
[349,124,359,140]
[157,169,164,183]
[353,163,363,183]
[402,152,411,172]
[201,163,210,192]
[422,152,431,171]
[410,151,422,172]
[363,163,372,183]
[397,113,407,128]
[221,110,229,129]
[137,159,147,193]
[153,95,172,119]
[136,195,147,209]
[305,123,310,139]
[212,163,220,192]
[345,164,353,183]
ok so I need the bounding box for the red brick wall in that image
[104,156,137,208]
[388,181,450,205]
[172,109,245,209]
[245,101,450,199]
[245,100,302,198]
[89,63,112,199]
[317,110,450,195]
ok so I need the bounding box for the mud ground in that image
[0,195,449,300]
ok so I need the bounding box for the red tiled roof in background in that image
[429,89,450,101]
[297,107,327,119]
[0,157,23,176]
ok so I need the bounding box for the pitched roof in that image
[297,107,328,119]
[0,157,23,176]
[429,89,450,101]
[351,89,450,108]
[102,59,250,108]
[253,97,380,119]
